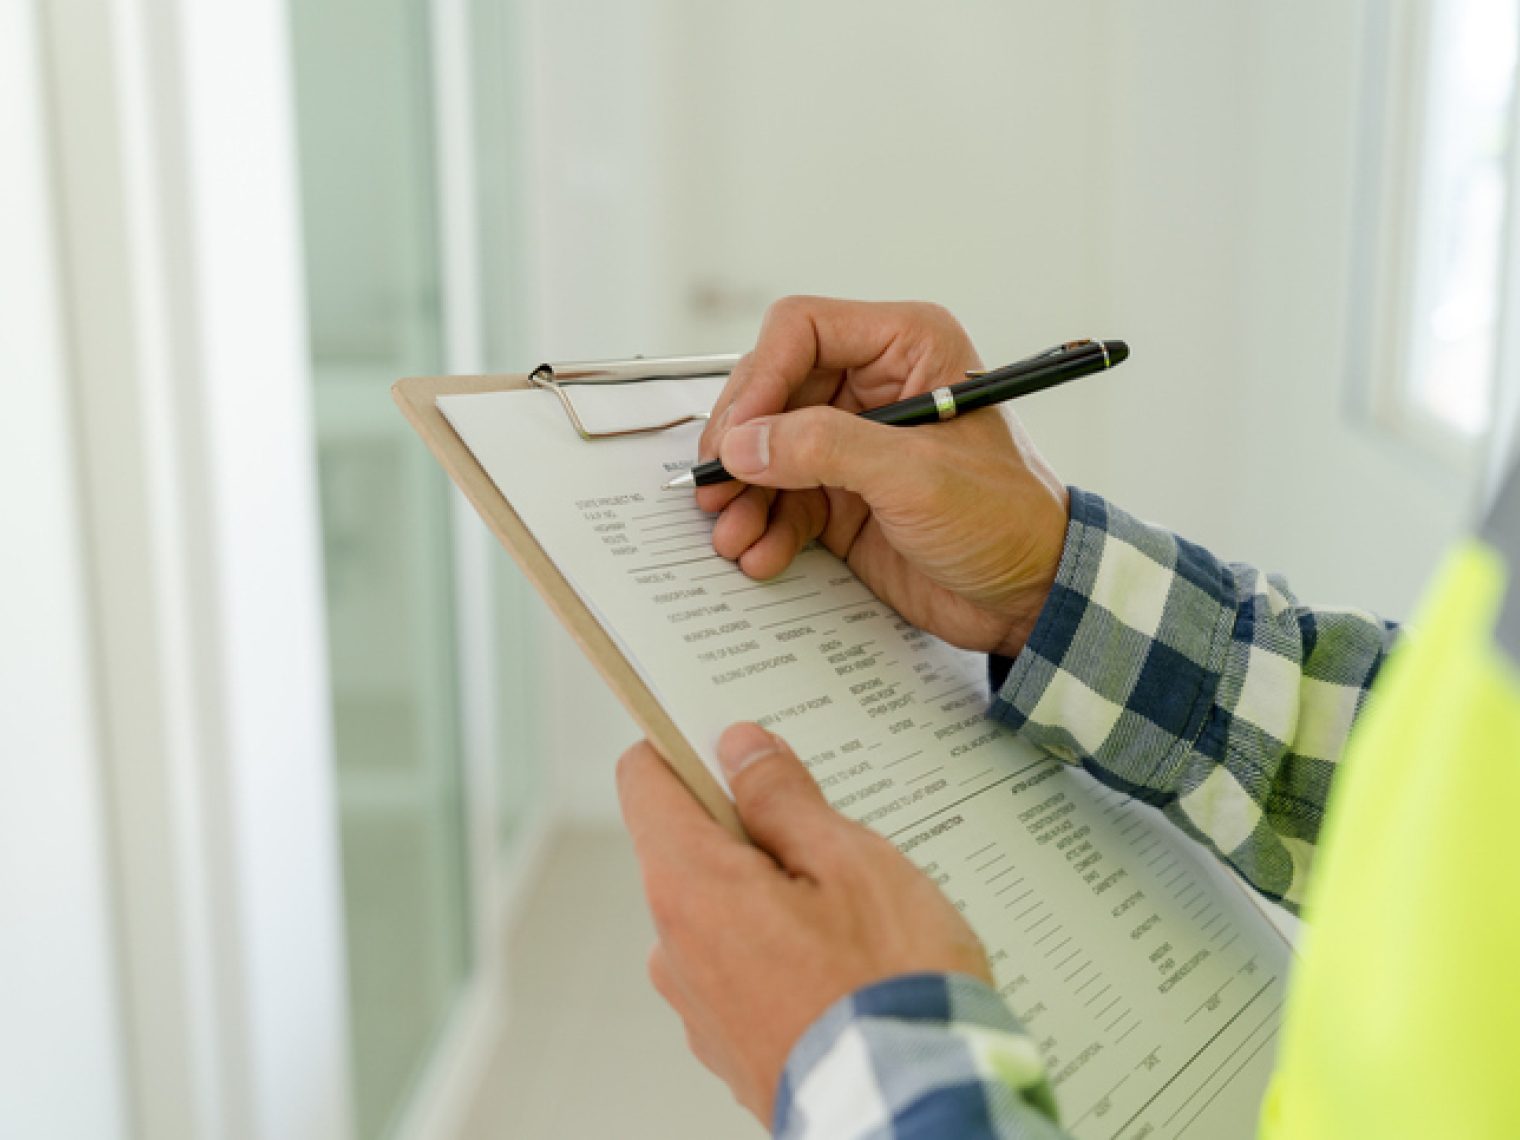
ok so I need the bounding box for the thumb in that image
[717,722,844,870]
[718,405,919,498]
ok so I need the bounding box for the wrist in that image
[991,584,1054,659]
[990,487,1069,658]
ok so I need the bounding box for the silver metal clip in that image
[529,353,742,441]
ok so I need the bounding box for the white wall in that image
[524,2,1472,821]
[644,2,1109,352]
[1073,2,1468,615]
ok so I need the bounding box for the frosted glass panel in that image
[469,0,546,844]
[289,2,471,1137]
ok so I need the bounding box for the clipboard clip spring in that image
[530,353,743,441]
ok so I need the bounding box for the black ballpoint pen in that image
[662,337,1129,490]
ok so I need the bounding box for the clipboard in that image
[396,364,1302,1131]
[392,357,746,837]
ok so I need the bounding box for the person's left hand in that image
[617,722,993,1125]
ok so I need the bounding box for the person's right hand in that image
[696,297,1070,659]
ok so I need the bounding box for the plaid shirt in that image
[774,488,1399,1140]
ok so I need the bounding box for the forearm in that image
[989,488,1398,911]
[775,973,1072,1140]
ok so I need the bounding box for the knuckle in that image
[807,823,857,870]
[645,878,688,934]
[912,300,954,326]
[904,301,975,366]
[646,943,672,992]
[717,839,770,878]
[739,770,786,820]
[789,411,836,477]
[859,826,908,866]
[737,766,804,828]
[765,295,808,326]
[819,821,894,876]
[684,1025,718,1074]
[924,301,967,340]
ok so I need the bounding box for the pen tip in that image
[662,472,696,491]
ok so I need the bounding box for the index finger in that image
[698,296,902,459]
[616,739,735,870]
[694,298,918,513]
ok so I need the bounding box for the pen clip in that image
[963,339,1095,381]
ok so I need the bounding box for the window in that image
[1361,0,1520,462]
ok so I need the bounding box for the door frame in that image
[40,0,353,1135]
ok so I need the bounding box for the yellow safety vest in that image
[1260,479,1520,1136]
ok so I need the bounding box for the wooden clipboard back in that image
[392,373,743,837]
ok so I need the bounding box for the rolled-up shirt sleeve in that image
[989,487,1398,911]
[774,973,1070,1140]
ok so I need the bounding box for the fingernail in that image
[718,725,779,779]
[723,420,770,476]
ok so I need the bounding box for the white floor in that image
[459,826,766,1140]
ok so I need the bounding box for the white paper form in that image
[440,379,1292,1139]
